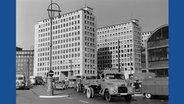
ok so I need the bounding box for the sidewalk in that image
[30,85,70,97]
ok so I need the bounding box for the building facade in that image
[16,49,34,77]
[141,31,152,71]
[34,7,97,81]
[141,31,152,47]
[97,19,142,79]
[143,25,168,77]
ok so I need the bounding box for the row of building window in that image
[16,59,33,62]
[98,40,133,47]
[39,20,80,33]
[16,64,33,67]
[38,52,80,62]
[85,25,95,32]
[38,31,80,44]
[98,24,133,33]
[98,31,133,39]
[85,42,95,47]
[38,64,80,70]
[38,40,80,49]
[84,15,94,21]
[148,47,168,62]
[85,70,95,74]
[98,58,133,63]
[39,15,81,28]
[84,20,95,26]
[85,58,95,64]
[85,53,95,58]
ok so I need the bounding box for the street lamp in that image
[46,0,61,96]
[27,58,30,88]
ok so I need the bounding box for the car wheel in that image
[90,87,95,98]
[86,87,92,98]
[145,93,152,99]
[104,90,111,102]
[124,95,132,101]
[76,84,81,92]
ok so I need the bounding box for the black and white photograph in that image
[16,0,168,104]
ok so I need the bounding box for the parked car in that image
[54,81,66,90]
[67,78,76,88]
[35,76,44,85]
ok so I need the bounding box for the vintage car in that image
[54,81,66,90]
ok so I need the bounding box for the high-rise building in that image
[34,7,97,81]
[16,48,34,77]
[97,19,142,79]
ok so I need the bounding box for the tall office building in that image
[34,7,97,81]
[97,19,142,79]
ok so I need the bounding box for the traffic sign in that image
[47,70,54,77]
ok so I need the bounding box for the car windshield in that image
[86,76,96,79]
[69,79,76,81]
[18,77,24,80]
[105,74,125,80]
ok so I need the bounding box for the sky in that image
[16,0,168,50]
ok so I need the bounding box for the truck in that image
[75,70,134,102]
[16,74,26,89]
[141,77,168,99]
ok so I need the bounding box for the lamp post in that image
[27,58,30,88]
[47,0,61,96]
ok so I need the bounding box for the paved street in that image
[16,86,168,104]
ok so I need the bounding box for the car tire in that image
[124,95,132,101]
[90,87,95,98]
[104,90,112,102]
[145,93,152,99]
[76,84,81,92]
[86,87,92,98]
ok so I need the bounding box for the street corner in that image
[30,86,47,96]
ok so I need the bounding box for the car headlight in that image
[109,88,117,93]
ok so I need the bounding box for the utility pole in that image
[27,58,30,88]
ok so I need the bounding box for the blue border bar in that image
[0,0,16,104]
[169,0,184,104]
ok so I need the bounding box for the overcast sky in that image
[16,0,168,49]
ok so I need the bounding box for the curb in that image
[39,95,69,98]
[132,94,143,96]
